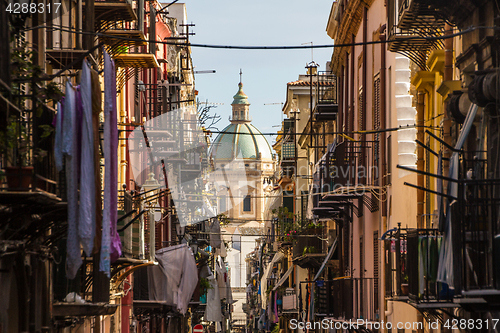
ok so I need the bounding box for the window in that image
[243,195,251,212]
[219,195,226,213]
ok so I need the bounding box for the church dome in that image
[211,78,273,163]
[211,123,273,161]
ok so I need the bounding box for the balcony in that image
[422,0,488,29]
[315,278,377,323]
[310,140,378,219]
[293,228,325,262]
[84,0,137,23]
[384,226,408,300]
[457,178,500,310]
[406,229,456,307]
[313,72,338,121]
[282,288,298,312]
[387,0,445,70]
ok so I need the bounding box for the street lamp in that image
[142,172,160,262]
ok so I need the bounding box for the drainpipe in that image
[416,91,425,229]
[442,22,454,333]
[443,23,453,182]
[362,7,367,185]
[379,25,389,328]
[416,91,426,333]
[350,34,355,184]
[380,25,387,217]
[338,62,344,138]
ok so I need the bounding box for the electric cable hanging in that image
[20,25,500,49]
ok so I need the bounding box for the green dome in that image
[211,123,273,161]
[232,83,250,105]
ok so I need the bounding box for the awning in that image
[314,238,337,281]
[272,265,294,291]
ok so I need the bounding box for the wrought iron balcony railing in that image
[387,0,445,70]
[313,72,338,121]
[315,278,377,322]
[406,229,453,303]
[459,179,500,293]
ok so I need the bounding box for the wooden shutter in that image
[373,76,381,184]
[373,231,379,313]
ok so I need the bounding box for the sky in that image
[185,0,335,146]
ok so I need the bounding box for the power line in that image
[205,124,442,136]
[20,25,500,50]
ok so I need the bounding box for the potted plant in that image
[0,42,61,190]
[199,277,212,296]
[0,115,51,190]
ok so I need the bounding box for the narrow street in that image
[1,0,500,332]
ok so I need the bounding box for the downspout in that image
[442,22,454,333]
[344,52,349,139]
[362,7,367,185]
[416,91,426,333]
[443,23,453,181]
[338,62,344,139]
[416,91,425,228]
[380,25,387,217]
[350,34,355,184]
[379,24,388,327]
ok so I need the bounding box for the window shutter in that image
[373,76,381,182]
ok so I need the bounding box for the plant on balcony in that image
[302,246,317,255]
[199,277,212,296]
[1,43,62,175]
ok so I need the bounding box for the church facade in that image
[210,79,276,288]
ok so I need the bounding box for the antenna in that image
[264,102,284,126]
[301,42,314,63]
[199,102,224,106]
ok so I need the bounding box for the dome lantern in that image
[231,70,250,123]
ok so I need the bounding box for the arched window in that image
[243,195,251,212]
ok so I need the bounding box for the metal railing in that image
[1,85,59,196]
[406,229,450,302]
[315,277,376,321]
[459,179,500,291]
[384,228,408,298]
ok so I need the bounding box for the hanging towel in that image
[54,101,63,172]
[109,51,122,262]
[91,68,103,255]
[177,247,199,314]
[63,81,82,279]
[210,219,222,248]
[155,244,199,315]
[78,59,96,257]
[100,51,113,276]
[204,268,222,322]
